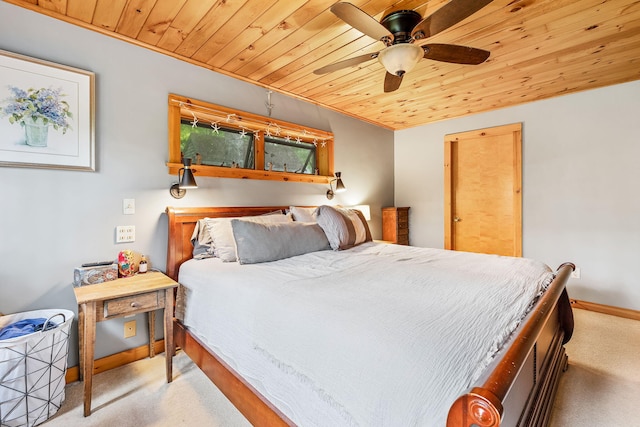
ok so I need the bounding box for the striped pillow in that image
[314,205,372,250]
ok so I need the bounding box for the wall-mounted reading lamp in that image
[326,172,346,200]
[170,158,198,199]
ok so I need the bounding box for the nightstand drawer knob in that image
[130,302,139,308]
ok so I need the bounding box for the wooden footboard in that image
[447,263,574,427]
[166,206,574,427]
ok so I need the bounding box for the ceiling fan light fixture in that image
[378,43,423,77]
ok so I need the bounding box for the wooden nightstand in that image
[73,271,178,416]
[382,207,410,245]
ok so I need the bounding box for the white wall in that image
[395,80,640,311]
[0,3,394,364]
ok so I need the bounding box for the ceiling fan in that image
[314,0,495,92]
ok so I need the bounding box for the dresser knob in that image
[131,302,139,308]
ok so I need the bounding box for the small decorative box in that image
[73,264,118,287]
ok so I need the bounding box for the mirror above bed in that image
[167,94,334,185]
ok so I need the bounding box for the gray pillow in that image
[206,212,293,262]
[231,220,330,264]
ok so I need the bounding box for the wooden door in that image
[444,123,522,256]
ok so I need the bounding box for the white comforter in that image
[177,242,554,426]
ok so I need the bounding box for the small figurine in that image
[117,250,135,277]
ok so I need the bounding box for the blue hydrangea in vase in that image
[1,86,72,147]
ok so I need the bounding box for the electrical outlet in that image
[571,267,581,279]
[124,320,136,338]
[116,225,135,243]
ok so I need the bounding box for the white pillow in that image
[206,212,293,262]
[231,221,330,264]
[314,205,372,250]
[191,219,215,259]
[289,206,317,222]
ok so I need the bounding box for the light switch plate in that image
[123,198,135,215]
[571,267,581,279]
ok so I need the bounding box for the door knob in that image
[453,216,461,222]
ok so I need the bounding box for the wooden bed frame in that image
[165,206,574,427]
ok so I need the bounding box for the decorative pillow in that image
[289,206,317,222]
[190,219,215,259]
[231,221,330,264]
[314,205,372,250]
[206,212,293,262]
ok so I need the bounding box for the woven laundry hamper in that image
[0,309,74,427]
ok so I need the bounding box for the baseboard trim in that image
[65,339,165,384]
[570,299,640,321]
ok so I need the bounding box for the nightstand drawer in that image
[104,291,164,318]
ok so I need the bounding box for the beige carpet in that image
[549,308,640,426]
[43,351,250,427]
[42,308,639,426]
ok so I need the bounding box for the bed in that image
[165,205,574,427]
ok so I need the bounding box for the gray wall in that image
[395,80,640,311]
[0,3,394,365]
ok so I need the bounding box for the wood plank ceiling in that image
[5,0,640,130]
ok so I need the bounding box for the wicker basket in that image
[0,309,74,427]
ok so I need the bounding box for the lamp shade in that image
[334,172,346,193]
[326,172,346,200]
[179,158,198,189]
[378,43,423,76]
[170,158,198,199]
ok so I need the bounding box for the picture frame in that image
[0,49,95,171]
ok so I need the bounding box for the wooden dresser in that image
[382,207,410,245]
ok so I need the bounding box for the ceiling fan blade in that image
[384,72,403,93]
[422,43,490,65]
[331,2,394,43]
[313,52,379,75]
[412,0,494,41]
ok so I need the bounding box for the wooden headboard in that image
[165,206,289,281]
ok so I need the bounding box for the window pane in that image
[265,137,316,174]
[180,121,254,169]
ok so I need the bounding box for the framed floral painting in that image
[0,50,95,171]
